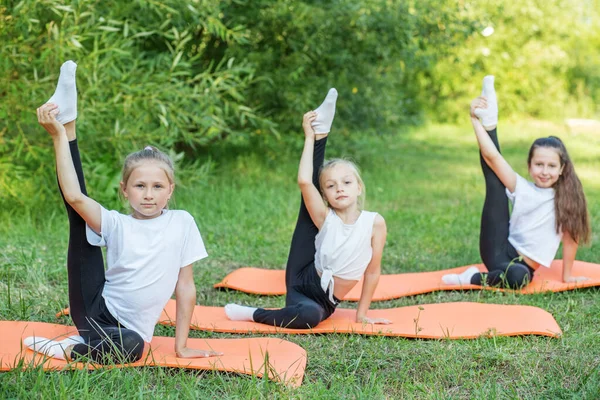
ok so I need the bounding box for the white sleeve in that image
[180,216,209,268]
[86,207,119,247]
[505,174,527,202]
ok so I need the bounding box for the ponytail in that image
[528,136,590,244]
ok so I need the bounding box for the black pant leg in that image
[478,128,511,270]
[253,287,327,329]
[71,325,144,363]
[472,245,535,288]
[285,136,328,288]
[59,140,107,332]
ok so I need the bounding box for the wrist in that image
[52,131,68,143]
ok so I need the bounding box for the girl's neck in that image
[332,207,361,225]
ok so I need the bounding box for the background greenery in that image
[1,0,600,397]
[1,0,599,212]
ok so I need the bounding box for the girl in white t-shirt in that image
[24,61,221,363]
[225,89,390,328]
[443,76,591,289]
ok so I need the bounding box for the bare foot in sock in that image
[442,266,480,285]
[311,88,338,134]
[46,60,78,124]
[23,335,85,360]
[473,75,497,130]
[224,304,257,321]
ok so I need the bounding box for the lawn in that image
[1,120,599,399]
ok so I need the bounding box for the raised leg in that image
[59,140,107,332]
[284,136,328,289]
[477,127,510,272]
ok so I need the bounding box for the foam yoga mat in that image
[214,260,600,301]
[0,321,306,387]
[155,300,561,339]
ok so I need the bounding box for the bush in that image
[0,0,275,209]
[1,0,598,213]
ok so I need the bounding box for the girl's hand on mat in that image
[360,317,392,325]
[176,347,223,358]
[564,275,589,283]
[37,103,66,138]
[302,111,317,138]
[470,96,487,119]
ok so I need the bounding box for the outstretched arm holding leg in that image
[298,111,329,229]
[37,103,102,233]
[470,97,517,193]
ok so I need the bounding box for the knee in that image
[291,302,324,329]
[505,263,532,289]
[119,331,144,362]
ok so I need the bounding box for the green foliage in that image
[0,0,598,212]
[0,0,275,209]
[220,0,476,131]
[422,0,600,122]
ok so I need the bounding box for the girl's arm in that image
[562,231,588,283]
[37,103,102,233]
[470,97,517,192]
[356,215,389,324]
[298,111,329,229]
[174,265,223,358]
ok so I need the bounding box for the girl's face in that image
[321,164,362,211]
[528,147,563,188]
[121,162,174,219]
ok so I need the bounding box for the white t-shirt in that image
[506,174,562,267]
[86,207,208,342]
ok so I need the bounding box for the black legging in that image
[61,140,144,363]
[472,128,535,288]
[253,136,339,328]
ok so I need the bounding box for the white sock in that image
[311,88,338,134]
[224,304,257,321]
[442,266,480,285]
[46,60,78,124]
[473,75,498,130]
[23,335,85,360]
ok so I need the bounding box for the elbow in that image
[297,178,312,189]
[364,270,381,282]
[481,151,501,167]
[481,150,497,163]
[64,192,85,207]
[176,282,196,302]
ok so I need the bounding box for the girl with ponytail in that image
[443,76,591,289]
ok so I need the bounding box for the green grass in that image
[2,120,600,398]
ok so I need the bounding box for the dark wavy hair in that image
[527,136,590,244]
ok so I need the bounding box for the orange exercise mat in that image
[214,260,600,301]
[154,300,561,339]
[0,321,306,387]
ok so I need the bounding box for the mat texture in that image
[155,300,561,339]
[0,321,306,387]
[214,260,600,301]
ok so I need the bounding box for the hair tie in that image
[144,146,153,151]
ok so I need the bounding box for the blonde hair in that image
[122,146,175,186]
[319,158,366,210]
